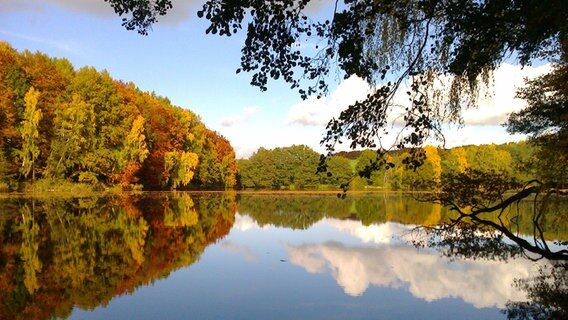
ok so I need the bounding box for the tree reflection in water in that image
[0,193,236,320]
[0,192,566,319]
[506,263,568,320]
[409,169,568,319]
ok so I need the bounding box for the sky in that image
[0,0,549,158]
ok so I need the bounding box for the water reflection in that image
[0,193,565,319]
[0,193,236,320]
[230,212,538,307]
[287,229,536,307]
[236,194,568,317]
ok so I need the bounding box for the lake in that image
[0,192,563,319]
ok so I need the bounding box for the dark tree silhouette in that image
[104,0,567,154]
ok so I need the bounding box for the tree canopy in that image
[0,42,237,191]
[105,0,567,154]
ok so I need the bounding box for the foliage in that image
[238,145,321,189]
[163,151,199,190]
[320,155,353,186]
[505,263,568,320]
[237,141,540,191]
[18,87,42,181]
[105,0,565,157]
[507,64,568,188]
[104,0,173,35]
[194,129,238,189]
[0,42,237,191]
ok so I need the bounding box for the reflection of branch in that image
[436,183,568,261]
[505,262,568,320]
[469,215,566,261]
[443,185,541,218]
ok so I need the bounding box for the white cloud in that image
[243,106,260,115]
[295,64,549,129]
[220,241,258,262]
[282,63,551,152]
[287,75,372,126]
[440,125,527,148]
[324,219,413,245]
[220,105,260,127]
[288,239,540,307]
[282,218,546,307]
[2,0,115,16]
[216,119,327,158]
[386,63,551,127]
[233,213,268,231]
[304,0,329,13]
[462,63,551,126]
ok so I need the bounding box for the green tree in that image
[355,150,381,185]
[284,145,320,189]
[19,86,42,182]
[320,155,353,186]
[68,67,132,182]
[242,148,278,189]
[466,144,512,174]
[507,64,568,187]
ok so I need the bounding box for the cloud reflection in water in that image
[286,220,543,309]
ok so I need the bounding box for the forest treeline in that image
[0,42,237,191]
[236,194,568,240]
[0,43,539,192]
[237,142,536,191]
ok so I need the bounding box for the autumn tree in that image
[466,144,512,174]
[0,42,237,191]
[406,145,442,189]
[442,147,468,175]
[163,150,199,190]
[19,87,42,182]
[46,94,96,179]
[117,115,149,187]
[18,204,42,294]
[0,43,20,161]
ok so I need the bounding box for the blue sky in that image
[0,0,548,158]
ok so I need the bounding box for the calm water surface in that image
[0,193,558,319]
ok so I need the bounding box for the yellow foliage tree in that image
[164,151,199,189]
[19,87,43,182]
